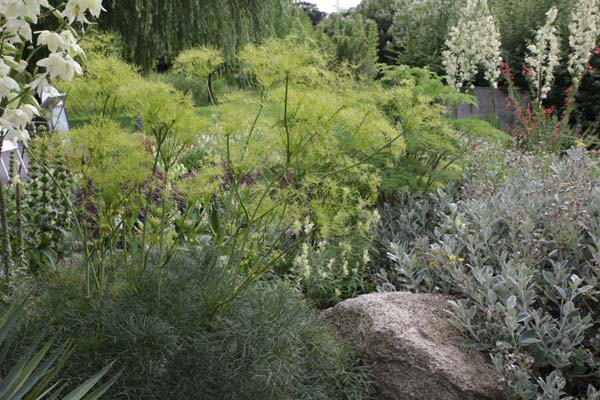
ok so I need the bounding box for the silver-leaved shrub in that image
[377,147,600,400]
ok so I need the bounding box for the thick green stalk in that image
[489,85,499,129]
[15,182,25,269]
[0,140,12,279]
[0,178,12,279]
[284,73,291,170]
[158,172,168,263]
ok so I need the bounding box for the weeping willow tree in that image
[101,0,296,71]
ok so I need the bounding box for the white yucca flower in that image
[479,15,503,89]
[0,0,103,144]
[525,7,561,101]
[568,0,600,80]
[442,0,502,89]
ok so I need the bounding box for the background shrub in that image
[386,0,455,73]
[99,0,298,72]
[317,13,380,81]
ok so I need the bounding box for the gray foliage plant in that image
[377,147,600,399]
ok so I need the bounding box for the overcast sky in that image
[312,0,362,13]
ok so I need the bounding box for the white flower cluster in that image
[0,0,104,143]
[442,0,502,89]
[568,0,600,80]
[63,0,105,24]
[525,7,561,101]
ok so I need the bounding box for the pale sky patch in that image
[312,0,362,13]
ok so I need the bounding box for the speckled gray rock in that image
[323,292,508,400]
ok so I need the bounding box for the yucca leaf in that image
[80,369,122,400]
[43,383,67,400]
[61,363,115,400]
[24,343,75,400]
[0,297,116,400]
[29,381,64,400]
[14,340,70,399]
[0,296,28,345]
[0,336,55,400]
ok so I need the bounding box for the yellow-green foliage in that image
[58,55,142,118]
[63,119,151,204]
[58,38,508,306]
[376,66,510,192]
[133,80,204,169]
[239,36,332,89]
[206,82,405,238]
[78,31,124,58]
[177,164,226,205]
[134,80,202,136]
[173,47,224,81]
[59,54,204,155]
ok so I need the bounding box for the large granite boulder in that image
[323,292,508,400]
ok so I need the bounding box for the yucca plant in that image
[0,296,119,400]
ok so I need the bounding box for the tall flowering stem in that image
[524,7,561,104]
[442,0,502,90]
[568,0,600,83]
[0,0,104,282]
[503,2,600,153]
[0,140,12,279]
[501,62,570,152]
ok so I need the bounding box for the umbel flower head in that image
[568,0,600,80]
[525,7,561,102]
[442,0,502,89]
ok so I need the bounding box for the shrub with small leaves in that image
[377,147,600,399]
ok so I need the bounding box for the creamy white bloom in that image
[0,0,49,24]
[37,31,67,53]
[525,7,561,101]
[4,17,33,42]
[26,73,50,96]
[442,0,502,89]
[0,59,19,100]
[37,53,83,81]
[3,56,28,73]
[63,0,105,23]
[37,30,84,56]
[0,105,40,143]
[0,0,102,144]
[568,0,600,80]
[60,30,84,56]
[479,14,502,89]
[0,75,19,99]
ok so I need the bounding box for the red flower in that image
[595,47,600,55]
[566,86,573,95]
[544,106,556,115]
[586,63,593,72]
